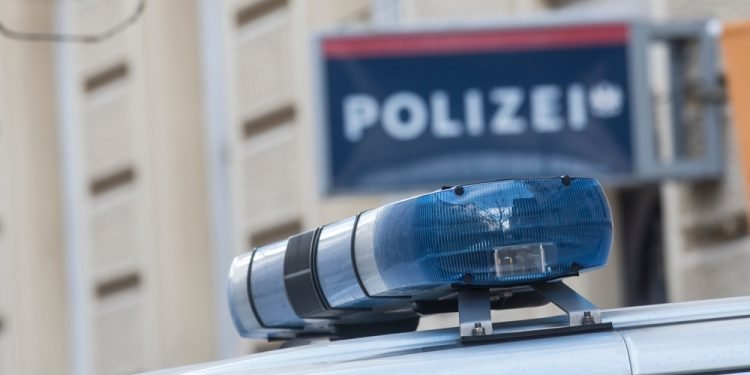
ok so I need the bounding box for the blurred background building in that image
[0,0,749,374]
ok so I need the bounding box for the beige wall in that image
[57,1,214,373]
[141,1,216,367]
[0,2,68,374]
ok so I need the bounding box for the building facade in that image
[0,0,749,374]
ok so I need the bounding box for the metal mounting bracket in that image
[457,289,494,338]
[457,281,604,341]
[531,281,602,326]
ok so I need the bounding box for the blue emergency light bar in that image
[229,177,613,339]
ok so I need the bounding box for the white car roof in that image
[147,296,750,374]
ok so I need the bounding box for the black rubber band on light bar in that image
[349,212,371,298]
[246,248,268,328]
[350,211,410,300]
[283,227,333,318]
[309,227,330,311]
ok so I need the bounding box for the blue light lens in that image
[354,177,612,296]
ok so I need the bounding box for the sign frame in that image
[311,17,723,195]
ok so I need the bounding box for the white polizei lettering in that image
[567,84,587,131]
[489,87,526,135]
[382,91,428,141]
[343,94,379,142]
[464,89,484,136]
[430,91,463,138]
[531,85,563,133]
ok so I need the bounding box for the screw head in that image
[561,175,571,186]
[472,322,486,336]
[582,311,596,325]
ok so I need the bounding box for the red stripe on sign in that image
[324,24,628,59]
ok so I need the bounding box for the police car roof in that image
[146,296,750,375]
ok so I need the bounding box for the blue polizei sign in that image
[316,22,635,193]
